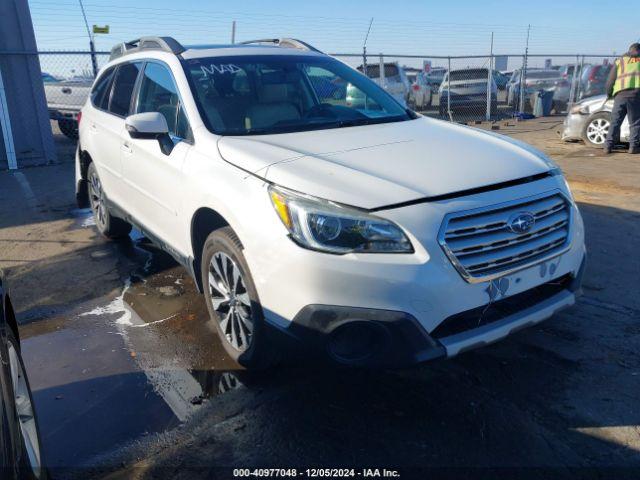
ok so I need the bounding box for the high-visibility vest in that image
[613,55,640,95]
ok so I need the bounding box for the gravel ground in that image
[0,118,638,480]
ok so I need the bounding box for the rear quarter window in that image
[90,67,116,110]
[108,62,143,116]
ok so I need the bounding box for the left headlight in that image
[268,186,413,254]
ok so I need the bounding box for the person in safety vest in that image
[604,43,640,154]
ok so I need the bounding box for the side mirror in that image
[125,112,174,155]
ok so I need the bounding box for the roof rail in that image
[239,38,323,53]
[109,36,185,61]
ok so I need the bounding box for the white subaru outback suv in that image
[76,37,585,369]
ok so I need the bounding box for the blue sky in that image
[30,0,638,76]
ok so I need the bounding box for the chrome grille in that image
[439,191,572,283]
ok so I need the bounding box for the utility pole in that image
[231,20,236,44]
[362,17,373,75]
[78,0,98,77]
[518,24,531,114]
[486,32,494,121]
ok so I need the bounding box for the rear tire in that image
[87,162,132,239]
[58,119,78,139]
[201,227,276,369]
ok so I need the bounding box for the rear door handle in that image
[89,123,98,133]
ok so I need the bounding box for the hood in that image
[218,117,554,209]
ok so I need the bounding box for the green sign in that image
[92,25,110,34]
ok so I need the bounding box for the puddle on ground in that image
[76,231,252,421]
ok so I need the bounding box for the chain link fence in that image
[0,49,618,141]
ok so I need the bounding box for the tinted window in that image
[91,67,116,110]
[449,69,489,81]
[358,64,400,80]
[136,62,190,139]
[109,62,142,116]
[526,70,561,79]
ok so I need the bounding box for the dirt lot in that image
[1,118,639,479]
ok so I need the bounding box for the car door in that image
[89,62,143,208]
[121,61,192,254]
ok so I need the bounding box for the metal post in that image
[486,32,494,121]
[519,25,530,114]
[363,46,367,76]
[576,55,585,102]
[362,18,373,76]
[78,0,98,77]
[0,65,18,170]
[231,21,236,44]
[568,54,580,109]
[447,56,452,121]
[379,53,385,89]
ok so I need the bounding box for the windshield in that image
[183,55,411,136]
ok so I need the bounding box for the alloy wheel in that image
[7,341,42,478]
[586,117,610,145]
[208,252,254,351]
[88,171,107,230]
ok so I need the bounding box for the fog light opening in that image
[326,321,388,364]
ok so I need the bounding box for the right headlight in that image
[268,186,413,254]
[569,104,590,115]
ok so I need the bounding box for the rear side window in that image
[109,62,143,116]
[135,62,190,139]
[90,67,116,110]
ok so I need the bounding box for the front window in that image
[183,55,411,136]
[136,62,191,140]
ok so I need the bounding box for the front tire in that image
[201,227,275,369]
[87,163,132,239]
[6,329,47,479]
[582,112,611,148]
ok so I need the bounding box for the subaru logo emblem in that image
[508,212,535,234]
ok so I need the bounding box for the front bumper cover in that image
[277,254,586,368]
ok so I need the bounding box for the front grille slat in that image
[449,210,569,255]
[440,192,572,282]
[446,196,565,237]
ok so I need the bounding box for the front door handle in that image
[121,142,133,155]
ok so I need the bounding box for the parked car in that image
[357,62,409,106]
[561,94,630,147]
[551,64,590,112]
[507,69,562,109]
[492,70,509,90]
[577,64,613,101]
[438,68,497,115]
[44,78,92,139]
[425,67,447,92]
[407,72,432,110]
[77,36,584,369]
[1,271,45,479]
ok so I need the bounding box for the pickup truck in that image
[43,73,92,139]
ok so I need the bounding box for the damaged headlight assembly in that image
[269,186,413,254]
